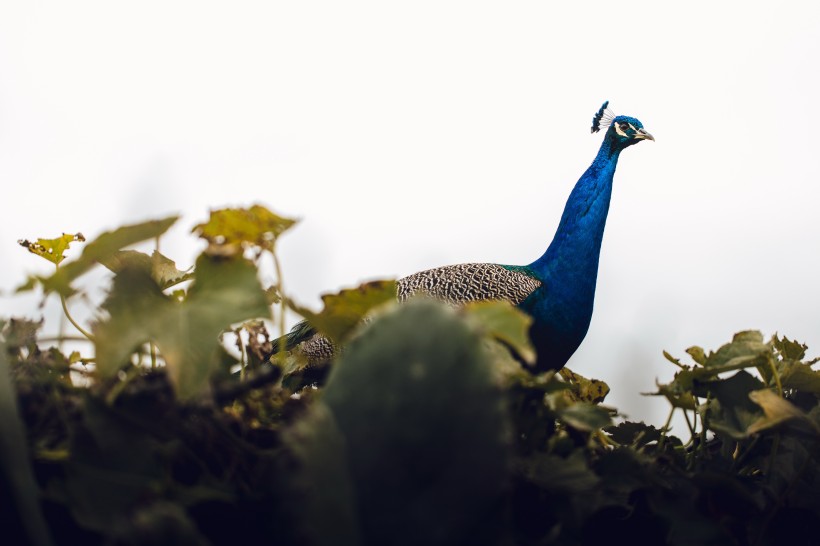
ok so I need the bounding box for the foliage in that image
[3,208,820,545]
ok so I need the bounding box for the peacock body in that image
[278,102,653,371]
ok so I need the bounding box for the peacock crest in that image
[591,101,616,134]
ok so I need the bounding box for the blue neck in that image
[529,137,620,295]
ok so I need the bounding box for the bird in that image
[274,102,653,372]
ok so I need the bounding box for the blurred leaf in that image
[21,217,178,296]
[192,205,296,255]
[61,397,166,534]
[281,404,361,546]
[747,389,814,435]
[703,331,769,370]
[559,367,610,403]
[93,266,169,379]
[695,371,765,439]
[159,255,271,400]
[518,450,599,493]
[649,369,698,410]
[686,346,707,366]
[18,232,85,265]
[290,280,397,344]
[663,350,686,368]
[100,250,193,290]
[463,300,535,365]
[0,338,54,546]
[558,403,612,432]
[773,335,807,361]
[3,318,43,352]
[780,362,820,394]
[315,300,510,545]
[95,254,269,400]
[265,285,282,304]
[605,421,663,448]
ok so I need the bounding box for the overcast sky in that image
[2,1,819,427]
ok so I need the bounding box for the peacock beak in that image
[635,128,654,141]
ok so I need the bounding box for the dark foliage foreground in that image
[3,207,819,545]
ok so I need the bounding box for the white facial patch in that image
[614,123,629,137]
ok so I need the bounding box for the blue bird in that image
[276,102,653,371]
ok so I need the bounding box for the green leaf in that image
[60,397,167,535]
[94,254,269,400]
[773,334,807,361]
[23,217,178,296]
[99,250,193,290]
[463,300,536,365]
[315,300,510,545]
[192,204,296,255]
[780,362,820,394]
[18,232,85,265]
[695,371,765,439]
[159,255,271,400]
[559,367,610,404]
[280,404,361,546]
[605,421,663,447]
[518,450,599,493]
[648,369,698,410]
[703,330,769,370]
[290,280,397,344]
[686,346,707,365]
[557,403,612,431]
[93,266,172,380]
[663,350,686,368]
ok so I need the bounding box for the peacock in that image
[275,102,653,371]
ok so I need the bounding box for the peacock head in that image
[591,101,654,149]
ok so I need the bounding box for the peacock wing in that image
[397,263,541,306]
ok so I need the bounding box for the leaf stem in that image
[765,357,783,396]
[657,406,676,450]
[271,243,287,349]
[237,329,247,381]
[59,293,94,341]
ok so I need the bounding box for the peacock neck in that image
[529,138,621,294]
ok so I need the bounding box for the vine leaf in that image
[18,217,178,297]
[559,367,610,404]
[192,205,297,256]
[289,280,397,344]
[463,300,536,366]
[99,250,194,290]
[94,254,269,400]
[747,389,815,435]
[557,403,612,432]
[18,233,85,265]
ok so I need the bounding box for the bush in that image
[3,206,819,545]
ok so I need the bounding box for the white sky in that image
[2,1,819,427]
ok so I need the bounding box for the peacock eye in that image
[619,123,629,131]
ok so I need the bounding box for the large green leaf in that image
[94,253,269,400]
[20,217,178,296]
[288,300,510,545]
